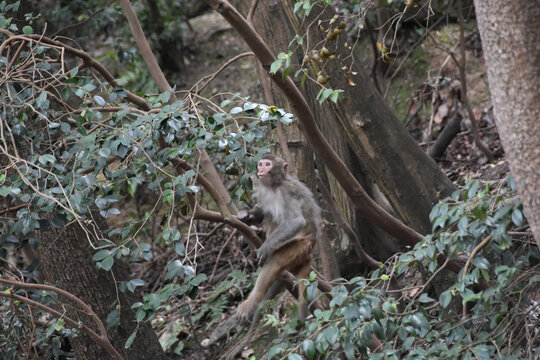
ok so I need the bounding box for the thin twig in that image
[209,229,237,282]
[457,0,495,162]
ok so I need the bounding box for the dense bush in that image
[262,178,539,359]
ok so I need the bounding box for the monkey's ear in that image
[283,163,288,172]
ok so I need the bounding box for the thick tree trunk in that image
[238,0,455,236]
[474,1,540,246]
[38,216,169,360]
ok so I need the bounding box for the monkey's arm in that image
[257,209,306,265]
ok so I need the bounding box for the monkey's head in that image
[257,154,288,187]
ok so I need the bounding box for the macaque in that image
[236,154,321,322]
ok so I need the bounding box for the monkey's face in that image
[257,159,274,186]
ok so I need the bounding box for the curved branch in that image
[461,234,493,282]
[0,30,150,111]
[0,279,123,360]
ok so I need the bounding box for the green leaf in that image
[462,292,482,304]
[46,325,56,338]
[269,59,282,74]
[144,293,161,311]
[457,216,468,235]
[230,107,243,115]
[124,330,137,349]
[93,249,110,261]
[35,91,49,109]
[302,339,316,359]
[93,95,106,106]
[283,65,292,79]
[165,260,184,280]
[322,326,339,344]
[98,147,111,158]
[191,273,207,286]
[468,182,480,199]
[511,209,523,226]
[330,89,344,103]
[472,257,490,270]
[0,186,11,197]
[418,293,434,303]
[472,345,493,359]
[343,341,356,360]
[440,289,452,308]
[410,312,429,329]
[22,25,33,34]
[287,354,303,360]
[54,318,64,331]
[38,154,56,165]
[100,255,114,271]
[174,241,185,256]
[106,310,119,328]
[130,279,145,287]
[267,344,286,359]
[131,302,143,309]
[60,123,71,133]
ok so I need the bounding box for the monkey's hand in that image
[237,207,263,225]
[237,209,251,223]
[256,243,273,266]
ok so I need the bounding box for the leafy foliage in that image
[261,178,539,359]
[0,3,294,356]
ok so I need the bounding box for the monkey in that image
[236,154,321,323]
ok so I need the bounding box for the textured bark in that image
[474,1,540,247]
[38,216,169,360]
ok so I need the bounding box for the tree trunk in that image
[238,0,455,236]
[38,215,169,360]
[474,1,540,246]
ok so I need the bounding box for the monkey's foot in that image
[236,300,256,324]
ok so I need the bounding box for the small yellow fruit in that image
[320,47,331,58]
[316,73,330,85]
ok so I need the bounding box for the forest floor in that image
[132,11,509,360]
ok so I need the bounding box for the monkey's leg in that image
[295,262,311,323]
[238,239,310,320]
[237,258,284,320]
[248,280,284,329]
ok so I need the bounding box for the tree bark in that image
[38,216,169,360]
[474,1,540,246]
